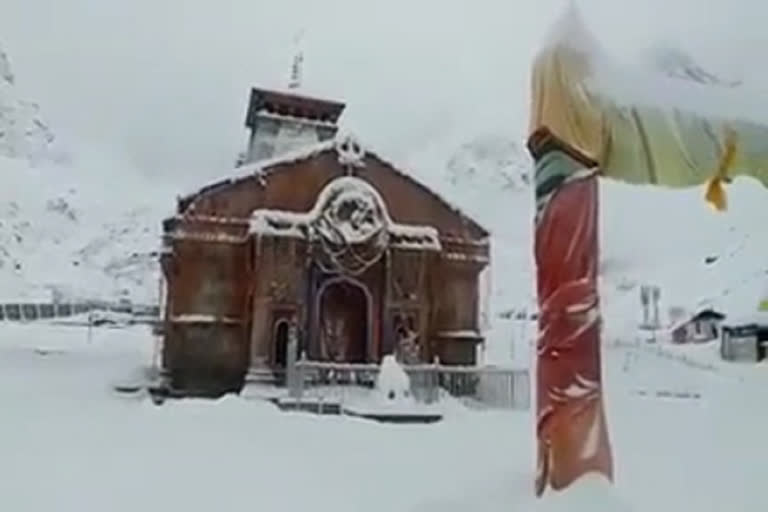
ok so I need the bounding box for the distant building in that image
[158,86,490,396]
[720,313,768,362]
[669,309,725,344]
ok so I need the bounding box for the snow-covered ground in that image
[2,321,768,512]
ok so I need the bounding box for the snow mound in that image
[374,354,413,404]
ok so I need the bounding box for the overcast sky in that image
[3,0,767,181]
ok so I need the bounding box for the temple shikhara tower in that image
[239,87,345,165]
[238,40,345,166]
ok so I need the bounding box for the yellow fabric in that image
[705,128,738,211]
[529,44,605,162]
[529,41,768,208]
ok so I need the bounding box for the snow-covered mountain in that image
[0,45,170,303]
[0,46,57,162]
[645,45,741,87]
[0,153,170,303]
[445,135,531,190]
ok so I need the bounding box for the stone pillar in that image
[245,298,274,384]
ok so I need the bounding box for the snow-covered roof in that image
[667,308,726,334]
[178,133,489,238]
[246,86,346,124]
[178,138,336,208]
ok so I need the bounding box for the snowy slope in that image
[0,45,173,303]
[0,46,56,162]
[645,45,741,87]
[599,178,768,334]
[0,153,172,303]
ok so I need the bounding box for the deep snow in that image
[2,322,768,511]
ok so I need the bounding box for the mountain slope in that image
[646,45,742,87]
[0,154,171,303]
[0,44,172,303]
[0,46,56,162]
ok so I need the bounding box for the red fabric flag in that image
[529,129,614,497]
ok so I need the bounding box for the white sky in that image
[2,0,767,180]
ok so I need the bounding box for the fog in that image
[2,0,766,179]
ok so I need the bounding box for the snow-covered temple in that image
[159,86,490,396]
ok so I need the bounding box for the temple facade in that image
[159,87,490,395]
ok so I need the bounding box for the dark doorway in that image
[757,326,768,361]
[317,279,369,363]
[274,321,289,368]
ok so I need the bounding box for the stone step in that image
[245,367,277,385]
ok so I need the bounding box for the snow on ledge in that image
[435,329,483,339]
[256,111,337,129]
[249,176,442,251]
[169,314,240,324]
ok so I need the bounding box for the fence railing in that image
[0,300,160,324]
[288,357,530,410]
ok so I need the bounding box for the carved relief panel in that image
[391,309,422,364]
[265,238,304,303]
[389,251,425,303]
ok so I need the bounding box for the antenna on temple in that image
[288,29,306,90]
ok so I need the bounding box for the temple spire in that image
[288,29,306,90]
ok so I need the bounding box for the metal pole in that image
[87,309,93,345]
